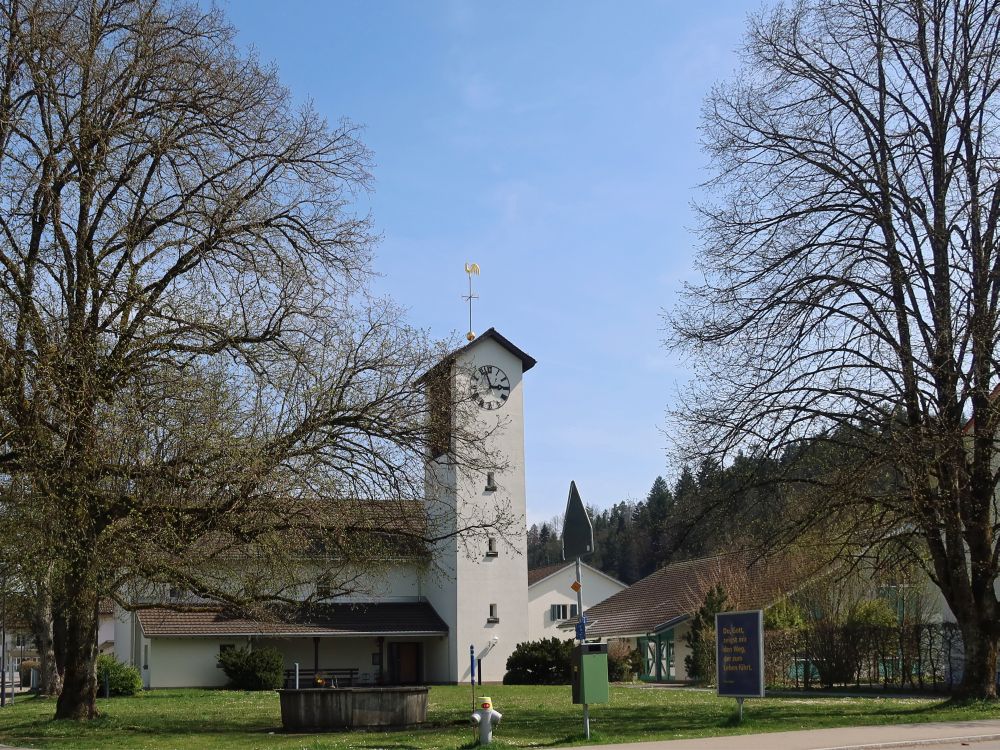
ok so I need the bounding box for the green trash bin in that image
[571,643,609,704]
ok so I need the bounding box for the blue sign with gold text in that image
[715,610,764,698]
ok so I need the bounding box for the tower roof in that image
[420,327,536,382]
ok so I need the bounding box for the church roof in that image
[136,601,448,638]
[420,328,536,382]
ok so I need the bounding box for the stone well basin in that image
[277,686,429,730]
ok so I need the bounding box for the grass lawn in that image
[0,684,999,750]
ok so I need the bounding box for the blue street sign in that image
[575,614,587,640]
[470,644,475,679]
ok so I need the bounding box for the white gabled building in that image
[527,561,626,642]
[115,327,538,687]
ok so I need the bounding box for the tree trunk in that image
[53,587,99,720]
[957,619,999,699]
[34,623,62,697]
[28,583,62,696]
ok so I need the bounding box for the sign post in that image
[715,610,764,721]
[470,644,477,742]
[562,481,595,739]
[470,644,476,709]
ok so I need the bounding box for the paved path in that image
[567,720,1000,750]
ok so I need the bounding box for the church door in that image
[388,642,421,684]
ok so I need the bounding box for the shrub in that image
[806,621,862,687]
[96,654,143,696]
[503,637,573,684]
[218,646,284,690]
[18,659,38,688]
[847,599,898,628]
[607,639,638,681]
[765,598,806,631]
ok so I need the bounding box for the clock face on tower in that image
[470,364,510,410]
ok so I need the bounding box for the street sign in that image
[563,481,595,740]
[562,481,594,560]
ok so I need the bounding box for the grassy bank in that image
[0,684,998,749]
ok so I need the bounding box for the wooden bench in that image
[283,667,359,688]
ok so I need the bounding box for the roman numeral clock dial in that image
[470,364,510,410]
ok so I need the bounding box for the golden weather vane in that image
[463,262,480,341]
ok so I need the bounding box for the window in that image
[168,586,181,600]
[316,577,332,599]
[550,604,579,621]
[486,537,498,557]
[485,472,497,492]
[488,603,499,623]
[143,644,149,670]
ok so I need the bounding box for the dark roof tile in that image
[528,562,573,586]
[137,601,448,638]
[583,552,802,638]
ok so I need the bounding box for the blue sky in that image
[218,1,756,524]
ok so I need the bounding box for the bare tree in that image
[671,0,1000,697]
[0,0,509,719]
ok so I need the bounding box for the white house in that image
[527,561,626,641]
[115,327,538,687]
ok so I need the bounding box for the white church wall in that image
[308,562,425,602]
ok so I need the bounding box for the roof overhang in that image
[418,327,536,384]
[136,602,449,639]
[141,629,447,638]
[653,614,690,634]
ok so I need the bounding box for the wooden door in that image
[398,642,419,684]
[388,642,420,684]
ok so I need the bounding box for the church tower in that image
[422,328,535,683]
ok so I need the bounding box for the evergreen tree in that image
[684,585,728,684]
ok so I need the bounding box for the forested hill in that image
[527,474,699,585]
[527,452,804,585]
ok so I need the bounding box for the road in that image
[568,720,1000,750]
